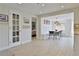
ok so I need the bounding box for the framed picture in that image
[44,19,50,24]
[0,14,8,22]
[23,17,29,24]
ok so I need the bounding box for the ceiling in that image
[0,3,79,16]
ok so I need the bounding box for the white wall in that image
[0,5,9,50]
[0,23,9,50]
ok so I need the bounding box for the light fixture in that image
[36,3,45,7]
[41,4,45,7]
[18,3,22,4]
[61,5,64,8]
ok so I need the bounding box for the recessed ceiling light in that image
[18,3,22,4]
[36,3,46,7]
[61,5,64,8]
[41,4,45,7]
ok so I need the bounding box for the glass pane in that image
[17,21,19,25]
[13,32,16,36]
[13,14,16,19]
[13,37,16,43]
[12,20,15,25]
[17,26,19,30]
[13,26,15,30]
[17,37,19,42]
[15,26,17,30]
[16,31,19,36]
[17,15,19,19]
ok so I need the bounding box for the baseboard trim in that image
[21,40,32,44]
[0,46,11,51]
[0,40,32,51]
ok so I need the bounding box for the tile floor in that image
[0,35,79,56]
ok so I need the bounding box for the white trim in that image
[72,12,74,48]
[9,42,21,48]
[0,46,10,51]
[0,40,32,51]
[0,44,21,51]
[21,40,32,44]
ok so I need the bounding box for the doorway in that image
[32,17,37,40]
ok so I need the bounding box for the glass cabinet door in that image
[12,13,19,43]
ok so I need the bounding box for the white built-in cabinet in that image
[9,11,22,47]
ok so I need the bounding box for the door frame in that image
[31,17,38,40]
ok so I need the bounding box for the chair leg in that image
[48,34,50,40]
[59,34,61,40]
[53,36,54,40]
